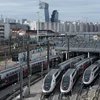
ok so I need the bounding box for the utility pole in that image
[41,62,43,78]
[47,39,50,73]
[5,50,7,69]
[9,36,11,55]
[67,35,69,60]
[37,11,39,42]
[20,64,23,100]
[27,41,31,94]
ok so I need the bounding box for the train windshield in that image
[44,75,52,85]
[62,76,70,90]
[44,75,52,91]
[94,61,98,65]
[84,69,91,82]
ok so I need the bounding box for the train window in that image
[55,72,58,77]
[94,68,99,76]
[72,71,75,77]
[62,76,70,89]
[84,70,91,82]
[93,67,97,71]
[44,75,52,86]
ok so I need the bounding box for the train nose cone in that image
[84,77,89,82]
[44,85,50,91]
[62,85,68,90]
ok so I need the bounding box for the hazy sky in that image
[0,0,100,22]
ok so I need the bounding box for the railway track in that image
[92,76,100,100]
[0,71,47,100]
[40,75,61,100]
[40,92,54,100]
[76,75,100,100]
[58,93,70,100]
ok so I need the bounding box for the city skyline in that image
[0,0,100,22]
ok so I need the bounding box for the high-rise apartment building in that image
[39,1,49,22]
[22,19,27,24]
[0,23,10,40]
[51,10,59,22]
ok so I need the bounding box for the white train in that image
[60,57,97,94]
[42,68,61,94]
[59,55,84,71]
[60,68,77,93]
[82,60,100,85]
[42,55,84,94]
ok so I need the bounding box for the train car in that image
[42,55,84,94]
[60,57,97,94]
[0,55,63,88]
[82,60,100,85]
[42,68,61,94]
[59,55,84,72]
[0,66,20,88]
[60,68,77,93]
[74,57,97,74]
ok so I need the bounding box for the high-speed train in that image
[59,55,84,71]
[0,55,63,88]
[42,68,61,94]
[60,57,97,93]
[83,60,100,85]
[42,55,84,94]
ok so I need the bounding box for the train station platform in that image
[15,79,43,100]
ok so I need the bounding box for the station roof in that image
[55,35,100,53]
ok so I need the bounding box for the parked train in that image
[42,55,84,94]
[42,68,61,94]
[83,60,100,85]
[60,57,97,94]
[0,55,63,88]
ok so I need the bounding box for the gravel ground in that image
[0,58,17,71]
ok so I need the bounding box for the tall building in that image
[51,10,59,22]
[22,19,27,24]
[0,23,10,40]
[39,1,49,22]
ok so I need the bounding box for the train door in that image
[43,61,47,70]
[0,76,2,87]
[62,53,66,61]
[49,59,52,68]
